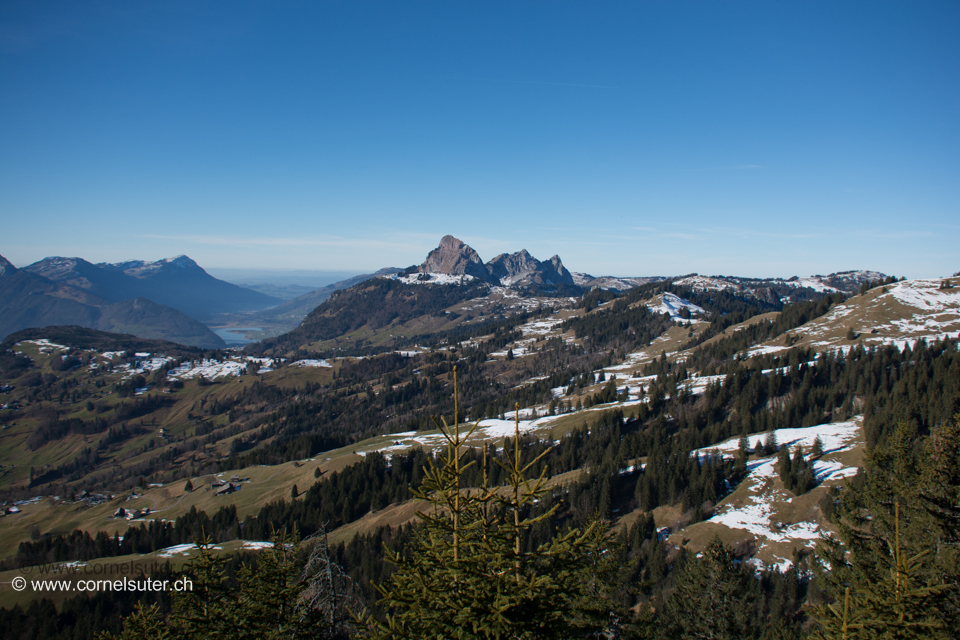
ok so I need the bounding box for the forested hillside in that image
[1,275,957,638]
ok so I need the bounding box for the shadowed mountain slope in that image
[24,255,280,321]
[0,256,226,348]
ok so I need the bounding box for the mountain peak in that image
[418,236,488,280]
[414,236,576,288]
[24,256,98,281]
[486,249,541,285]
[0,254,16,278]
[107,255,203,277]
[165,255,198,268]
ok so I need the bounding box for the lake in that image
[213,327,263,346]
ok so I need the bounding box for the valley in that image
[1,237,957,637]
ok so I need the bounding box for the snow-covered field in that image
[390,272,479,285]
[117,355,176,377]
[689,418,863,569]
[520,318,565,337]
[460,288,577,315]
[168,359,246,379]
[746,345,790,357]
[646,293,707,323]
[19,339,69,353]
[744,277,960,358]
[680,374,727,396]
[890,278,960,311]
[157,543,207,557]
[290,358,331,368]
[488,315,575,359]
[673,276,743,293]
[694,420,862,461]
[780,277,841,294]
[353,416,555,459]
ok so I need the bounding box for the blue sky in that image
[1,1,957,279]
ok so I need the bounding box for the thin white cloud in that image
[137,234,414,250]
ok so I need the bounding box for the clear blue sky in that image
[1,1,957,279]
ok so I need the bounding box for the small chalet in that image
[215,482,239,496]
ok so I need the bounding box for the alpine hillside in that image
[0,239,956,638]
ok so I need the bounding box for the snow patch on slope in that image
[889,278,960,312]
[691,419,863,563]
[290,359,331,368]
[647,293,707,323]
[389,272,479,286]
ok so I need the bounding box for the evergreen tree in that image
[764,430,779,455]
[811,505,952,639]
[811,418,959,638]
[658,535,755,640]
[358,369,619,639]
[98,602,173,640]
[734,435,749,477]
[811,435,824,459]
[232,529,323,640]
[171,536,237,639]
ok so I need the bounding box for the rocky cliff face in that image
[418,235,489,280]
[486,251,575,286]
[542,255,575,286]
[416,237,576,289]
[486,250,541,285]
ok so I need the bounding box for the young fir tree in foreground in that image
[357,368,620,639]
[810,418,960,639]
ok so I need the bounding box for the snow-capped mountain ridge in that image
[104,255,202,277]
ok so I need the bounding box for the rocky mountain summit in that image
[418,235,489,281]
[416,235,575,287]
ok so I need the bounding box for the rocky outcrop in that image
[485,251,574,287]
[486,250,541,285]
[418,235,489,281]
[416,236,576,289]
[542,255,575,286]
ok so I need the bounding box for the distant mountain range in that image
[22,255,280,321]
[246,236,892,356]
[0,239,893,350]
[0,254,284,348]
[405,236,881,297]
